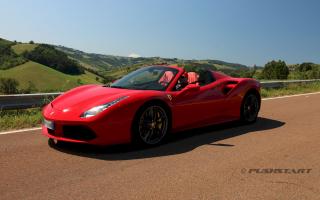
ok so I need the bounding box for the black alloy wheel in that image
[137,105,169,145]
[241,93,260,123]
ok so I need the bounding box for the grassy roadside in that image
[1,82,320,132]
[261,82,320,98]
[0,108,42,132]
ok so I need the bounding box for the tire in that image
[132,104,169,146]
[240,92,260,123]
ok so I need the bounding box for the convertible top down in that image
[42,65,261,146]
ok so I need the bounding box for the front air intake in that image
[62,126,96,141]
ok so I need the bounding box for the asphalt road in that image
[1,93,320,199]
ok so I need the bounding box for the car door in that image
[170,83,226,131]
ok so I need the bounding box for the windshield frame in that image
[110,66,180,91]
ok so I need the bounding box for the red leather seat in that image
[159,71,174,85]
[187,72,199,84]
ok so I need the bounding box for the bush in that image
[0,78,19,94]
[298,62,313,72]
[19,81,38,94]
[262,60,289,80]
[289,63,320,79]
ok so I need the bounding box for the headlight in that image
[80,96,128,118]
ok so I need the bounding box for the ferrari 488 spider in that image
[42,65,261,146]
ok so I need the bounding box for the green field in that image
[12,43,38,55]
[0,61,101,92]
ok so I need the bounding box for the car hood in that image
[51,85,139,111]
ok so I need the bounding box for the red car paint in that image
[42,65,260,145]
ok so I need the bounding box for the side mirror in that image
[181,84,200,94]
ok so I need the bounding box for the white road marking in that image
[0,127,41,135]
[262,91,320,101]
[1,91,320,135]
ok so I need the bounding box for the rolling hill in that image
[0,39,102,93]
[0,37,251,93]
[0,61,101,92]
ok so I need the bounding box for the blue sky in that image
[0,0,319,66]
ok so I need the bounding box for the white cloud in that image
[128,53,141,58]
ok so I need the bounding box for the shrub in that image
[0,78,19,94]
[262,60,289,80]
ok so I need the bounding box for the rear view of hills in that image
[0,38,249,93]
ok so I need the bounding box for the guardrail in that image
[260,79,320,89]
[0,79,320,110]
[0,92,62,110]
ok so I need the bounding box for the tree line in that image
[23,44,84,75]
[232,60,320,80]
[0,39,26,69]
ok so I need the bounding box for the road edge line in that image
[0,127,42,135]
[262,91,320,101]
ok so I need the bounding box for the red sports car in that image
[42,65,261,146]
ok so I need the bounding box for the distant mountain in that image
[55,45,249,72]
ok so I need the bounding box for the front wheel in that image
[133,105,169,146]
[241,93,260,123]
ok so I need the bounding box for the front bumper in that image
[42,125,90,144]
[42,105,133,146]
[42,121,96,144]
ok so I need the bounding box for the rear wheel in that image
[133,104,169,146]
[241,93,260,123]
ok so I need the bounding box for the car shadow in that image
[49,117,285,160]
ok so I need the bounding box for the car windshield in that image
[110,66,178,91]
